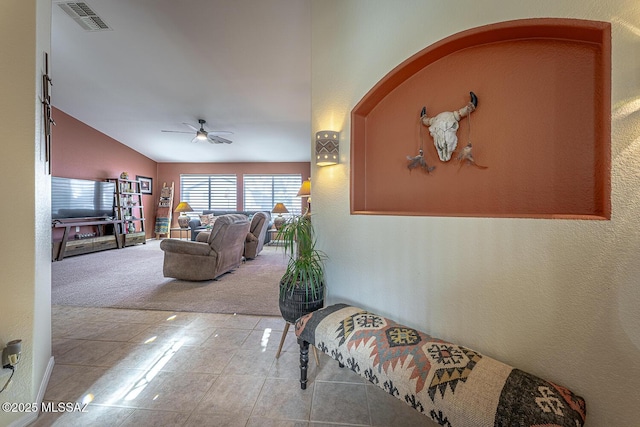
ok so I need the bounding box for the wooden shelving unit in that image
[109,178,146,247]
[155,182,174,239]
[51,178,148,260]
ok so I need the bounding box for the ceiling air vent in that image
[56,2,111,32]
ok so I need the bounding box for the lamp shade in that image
[174,201,193,213]
[272,203,289,214]
[316,130,339,166]
[296,180,311,198]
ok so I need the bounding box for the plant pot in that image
[279,281,325,324]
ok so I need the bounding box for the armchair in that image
[160,214,250,281]
[244,211,269,259]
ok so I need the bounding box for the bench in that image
[295,304,586,427]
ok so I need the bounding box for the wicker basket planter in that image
[279,281,325,324]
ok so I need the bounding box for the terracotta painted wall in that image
[51,108,157,239]
[351,18,610,219]
[157,162,310,228]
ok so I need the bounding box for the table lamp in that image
[272,203,289,230]
[297,179,311,214]
[175,201,193,228]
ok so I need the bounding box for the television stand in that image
[52,219,122,261]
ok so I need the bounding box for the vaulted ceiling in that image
[51,0,312,163]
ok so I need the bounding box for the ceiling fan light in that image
[196,131,207,140]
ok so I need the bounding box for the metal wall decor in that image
[42,52,55,174]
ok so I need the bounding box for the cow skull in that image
[421,92,477,162]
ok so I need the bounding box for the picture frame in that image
[136,175,153,195]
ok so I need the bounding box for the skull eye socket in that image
[450,121,459,131]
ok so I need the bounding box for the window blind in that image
[180,174,237,212]
[243,174,302,215]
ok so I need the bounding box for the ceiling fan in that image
[161,119,233,144]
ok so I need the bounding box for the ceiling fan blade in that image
[208,135,233,144]
[182,122,199,132]
[165,121,232,143]
[207,130,234,136]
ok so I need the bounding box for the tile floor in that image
[33,306,436,427]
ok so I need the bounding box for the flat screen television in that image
[51,177,115,220]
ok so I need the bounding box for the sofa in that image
[243,211,269,259]
[160,214,250,281]
[188,210,272,242]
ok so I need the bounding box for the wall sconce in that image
[315,130,339,166]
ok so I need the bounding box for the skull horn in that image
[420,106,434,126]
[421,92,477,126]
[454,91,478,120]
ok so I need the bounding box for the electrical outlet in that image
[2,339,22,368]
[1,339,20,394]
[76,226,80,232]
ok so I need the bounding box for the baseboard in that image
[36,357,55,408]
[8,356,54,427]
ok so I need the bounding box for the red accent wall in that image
[351,18,611,219]
[157,162,310,228]
[51,108,158,239]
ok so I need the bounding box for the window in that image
[243,174,302,215]
[180,174,237,212]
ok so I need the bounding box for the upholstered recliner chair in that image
[189,210,273,242]
[244,211,269,259]
[160,214,250,281]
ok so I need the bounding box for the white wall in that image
[0,0,52,425]
[311,1,640,426]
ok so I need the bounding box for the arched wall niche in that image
[350,18,611,219]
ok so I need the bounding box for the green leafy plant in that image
[276,214,326,301]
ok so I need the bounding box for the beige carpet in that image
[52,239,286,316]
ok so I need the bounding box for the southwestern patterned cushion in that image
[295,304,586,427]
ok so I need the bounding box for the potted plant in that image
[276,214,326,324]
